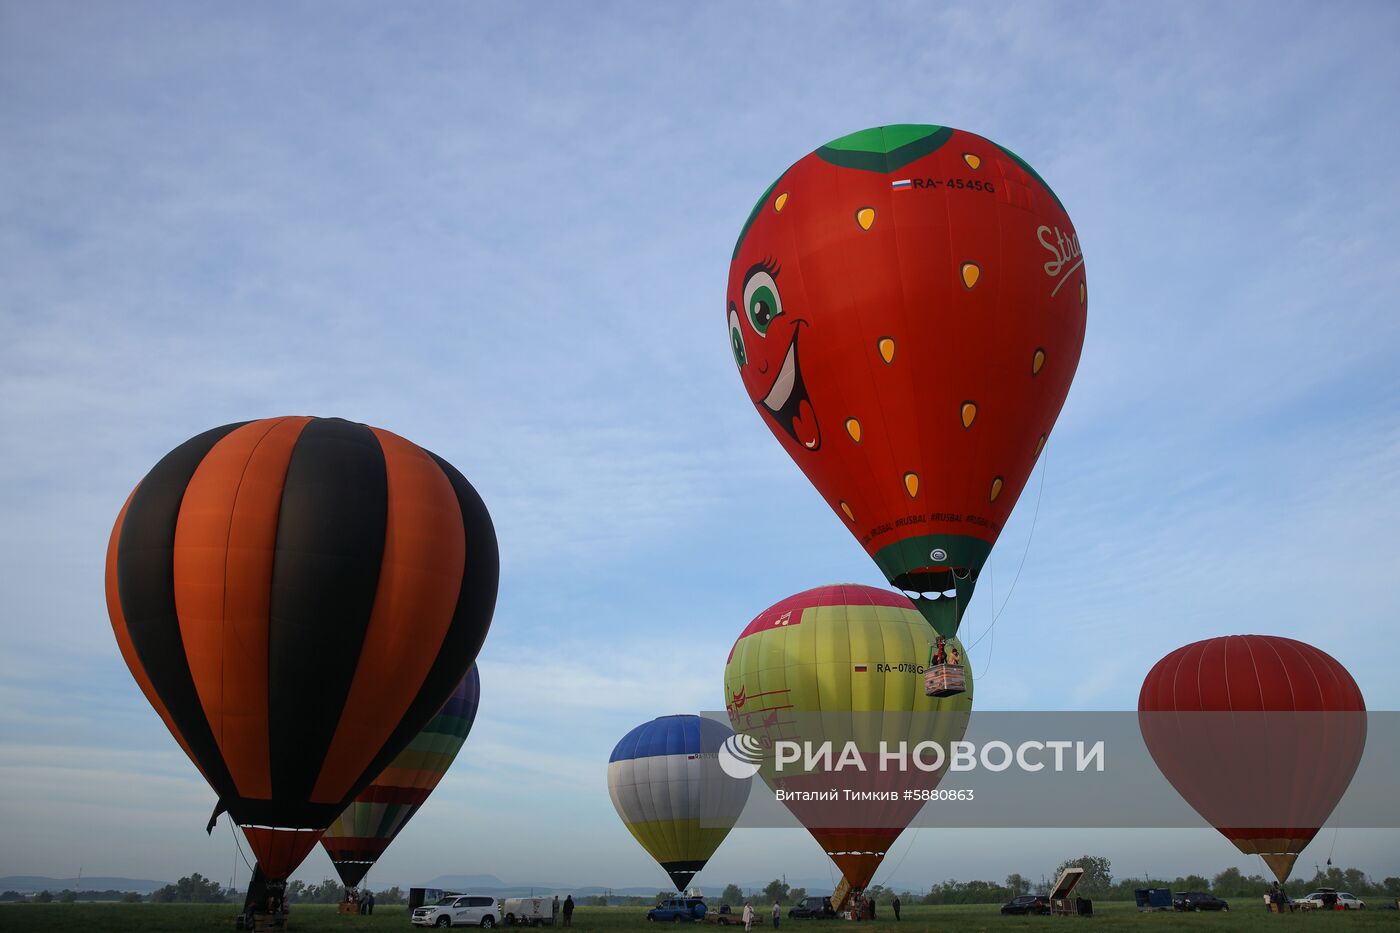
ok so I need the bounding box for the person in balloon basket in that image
[563,894,574,927]
[772,900,781,928]
[933,638,948,666]
[743,902,754,931]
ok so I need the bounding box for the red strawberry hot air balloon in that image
[106,417,498,883]
[1138,635,1366,883]
[726,125,1086,636]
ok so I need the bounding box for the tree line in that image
[10,859,1399,908]
[2,889,145,903]
[653,857,1400,908]
[1,873,407,905]
[904,857,1400,905]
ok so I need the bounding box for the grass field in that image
[0,902,1395,933]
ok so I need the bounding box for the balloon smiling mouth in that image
[892,566,974,601]
[761,325,821,451]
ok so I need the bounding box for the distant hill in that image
[0,873,841,899]
[417,876,838,897]
[0,876,169,894]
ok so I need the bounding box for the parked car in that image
[412,894,501,928]
[788,896,837,919]
[647,897,707,922]
[1299,889,1364,910]
[1174,892,1229,912]
[1000,894,1050,916]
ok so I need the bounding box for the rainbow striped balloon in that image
[321,665,481,886]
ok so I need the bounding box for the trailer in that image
[1048,867,1084,916]
[1134,888,1173,912]
[503,895,558,926]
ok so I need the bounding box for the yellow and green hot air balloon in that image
[723,584,972,895]
[320,665,481,888]
[607,715,748,892]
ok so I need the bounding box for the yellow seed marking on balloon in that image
[856,207,876,230]
[989,476,1004,502]
[963,153,982,170]
[775,192,789,212]
[961,262,981,289]
[840,501,855,522]
[845,418,862,443]
[1034,433,1047,458]
[878,337,896,364]
[1080,281,1086,305]
[1032,348,1046,375]
[904,472,920,498]
[961,402,978,429]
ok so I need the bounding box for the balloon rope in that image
[981,620,996,682]
[976,563,995,682]
[967,442,1050,652]
[872,827,920,892]
[228,820,255,876]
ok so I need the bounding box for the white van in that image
[412,894,501,928]
[502,895,557,925]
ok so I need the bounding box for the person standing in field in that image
[743,902,754,931]
[892,894,901,921]
[772,901,781,928]
[563,895,574,927]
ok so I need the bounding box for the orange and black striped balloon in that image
[105,416,498,880]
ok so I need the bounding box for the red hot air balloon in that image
[106,417,498,882]
[726,125,1086,636]
[1138,635,1366,883]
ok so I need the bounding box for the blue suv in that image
[648,897,707,922]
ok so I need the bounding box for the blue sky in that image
[2,0,1398,892]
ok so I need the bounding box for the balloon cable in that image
[967,443,1050,653]
[228,820,255,877]
[873,827,920,892]
[976,563,996,682]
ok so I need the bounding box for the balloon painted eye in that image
[742,269,782,336]
[728,305,747,369]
